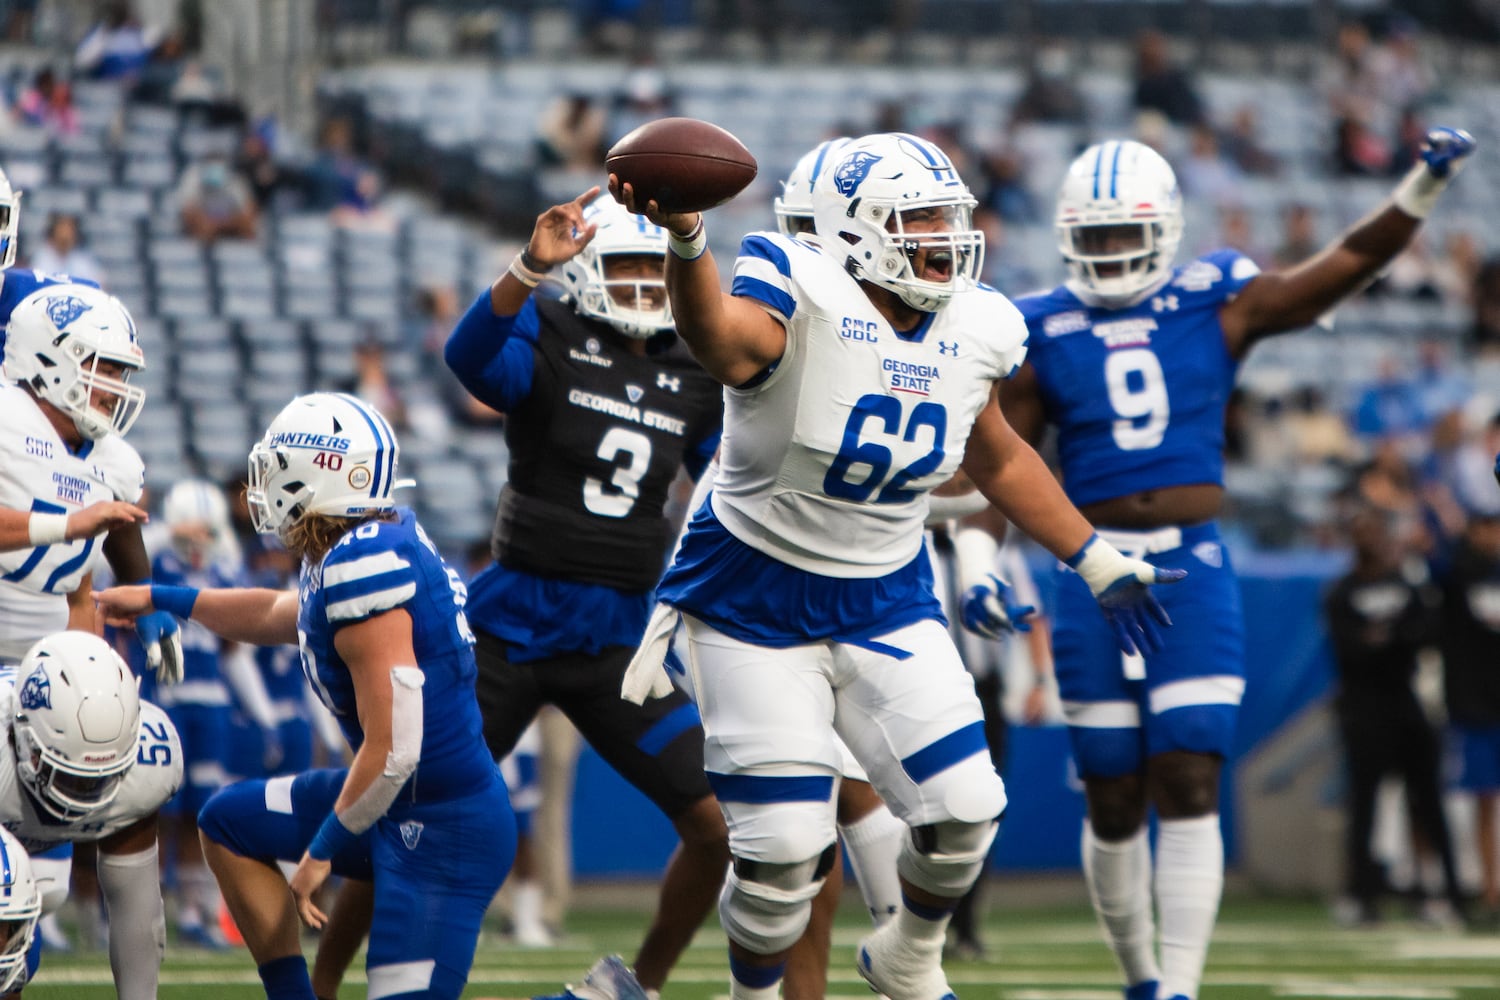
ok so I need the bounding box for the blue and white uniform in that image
[135,549,238,813]
[198,509,514,1000]
[657,230,1023,842]
[0,269,99,355]
[1014,250,1259,777]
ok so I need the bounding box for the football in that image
[606,117,758,214]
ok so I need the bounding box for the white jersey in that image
[715,232,1028,577]
[0,682,181,851]
[0,382,145,662]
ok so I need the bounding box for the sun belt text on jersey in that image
[296,508,496,806]
[0,381,144,663]
[709,231,1028,577]
[0,680,181,851]
[1014,249,1260,508]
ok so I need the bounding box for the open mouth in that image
[922,249,954,282]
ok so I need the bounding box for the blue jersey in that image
[257,643,308,707]
[134,549,239,705]
[296,508,493,804]
[0,269,100,354]
[1013,250,1259,507]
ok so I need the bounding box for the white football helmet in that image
[774,137,851,236]
[811,132,984,312]
[0,829,38,993]
[247,392,401,543]
[0,167,21,270]
[4,284,145,440]
[162,478,233,566]
[558,195,673,340]
[1055,139,1184,307]
[14,631,141,823]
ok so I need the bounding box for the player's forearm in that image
[970,443,1094,564]
[664,245,739,371]
[183,587,299,645]
[1261,204,1419,332]
[102,521,151,583]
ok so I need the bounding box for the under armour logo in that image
[400,820,423,850]
[656,372,680,393]
[626,384,644,404]
[938,341,959,357]
[1193,541,1222,568]
[1151,295,1180,313]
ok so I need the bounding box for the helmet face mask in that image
[560,197,673,340]
[14,632,141,824]
[0,168,22,270]
[1055,140,1183,307]
[246,392,401,545]
[0,830,38,993]
[3,287,145,440]
[812,133,984,312]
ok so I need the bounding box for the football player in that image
[614,131,1179,1000]
[96,392,514,1000]
[0,826,41,996]
[443,191,727,1000]
[999,129,1474,1000]
[0,630,184,1000]
[0,284,182,683]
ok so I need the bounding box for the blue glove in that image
[961,574,1036,640]
[1420,126,1475,179]
[1066,533,1187,657]
[134,611,184,685]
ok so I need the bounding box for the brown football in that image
[606,117,758,214]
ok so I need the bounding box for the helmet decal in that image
[44,295,92,331]
[832,151,882,197]
[17,673,49,712]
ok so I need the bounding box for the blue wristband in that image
[307,812,358,862]
[1064,533,1099,570]
[149,584,200,619]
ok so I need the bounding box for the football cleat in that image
[857,921,955,1000]
[532,955,648,1000]
[1124,981,1160,1000]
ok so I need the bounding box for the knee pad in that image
[897,818,1001,897]
[718,845,836,956]
[29,856,73,915]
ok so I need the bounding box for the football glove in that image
[961,574,1036,640]
[1394,126,1475,218]
[135,610,184,685]
[1066,533,1185,657]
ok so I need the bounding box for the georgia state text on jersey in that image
[492,297,723,591]
[0,381,144,662]
[707,232,1028,577]
[0,684,181,851]
[0,269,99,353]
[1013,249,1261,507]
[296,508,496,802]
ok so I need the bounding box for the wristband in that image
[668,216,707,260]
[507,253,549,289]
[149,584,200,619]
[27,512,68,546]
[519,247,552,274]
[308,812,359,862]
[1064,532,1137,596]
[1392,161,1450,219]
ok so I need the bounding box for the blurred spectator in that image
[1379,17,1437,120]
[1131,29,1204,126]
[978,147,1038,224]
[1383,234,1447,301]
[1323,504,1463,926]
[29,212,102,283]
[14,67,76,136]
[418,283,503,428]
[1352,358,1428,442]
[1436,231,1484,308]
[973,207,1037,295]
[1209,205,1268,268]
[1011,44,1086,125]
[3,0,37,43]
[1413,341,1472,427]
[74,1,162,82]
[536,93,607,168]
[1322,20,1389,129]
[1334,115,1391,176]
[177,154,258,243]
[340,337,408,430]
[1274,203,1320,268]
[575,0,649,56]
[1219,105,1280,177]
[1178,124,1242,207]
[1470,256,1500,353]
[304,117,390,231]
[1286,387,1358,465]
[234,123,286,211]
[608,65,674,144]
[1437,502,1500,929]
[130,27,188,104]
[1388,106,1431,176]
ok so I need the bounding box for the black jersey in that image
[1323,565,1437,721]
[494,298,722,590]
[1439,540,1500,726]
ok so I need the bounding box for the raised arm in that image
[1222,127,1474,356]
[611,180,786,387]
[94,583,300,647]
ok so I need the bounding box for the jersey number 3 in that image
[586,427,652,518]
[824,394,947,504]
[1105,348,1170,451]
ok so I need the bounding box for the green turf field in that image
[23,893,1500,999]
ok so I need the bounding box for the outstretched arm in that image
[612,180,786,387]
[95,583,300,647]
[1222,127,1475,356]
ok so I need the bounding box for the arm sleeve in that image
[730,233,800,325]
[442,290,541,412]
[336,666,424,835]
[320,529,417,628]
